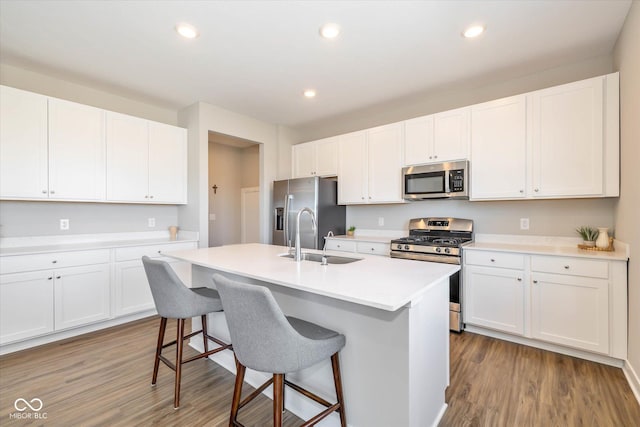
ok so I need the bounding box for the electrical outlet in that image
[60,219,69,230]
[148,218,156,228]
[520,218,530,230]
[378,217,384,226]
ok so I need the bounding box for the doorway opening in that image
[208,131,261,247]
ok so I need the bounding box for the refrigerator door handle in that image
[284,193,293,249]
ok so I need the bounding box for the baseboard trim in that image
[623,360,640,405]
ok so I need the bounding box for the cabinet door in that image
[292,142,315,178]
[106,112,149,202]
[368,123,403,203]
[531,273,609,354]
[148,122,187,204]
[470,95,527,199]
[0,86,49,199]
[338,131,368,204]
[48,98,106,200]
[464,266,525,335]
[114,260,156,316]
[404,115,434,165]
[54,264,110,331]
[433,107,470,161]
[314,137,338,177]
[531,76,604,197]
[0,270,54,344]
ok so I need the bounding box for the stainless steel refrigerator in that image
[272,177,346,249]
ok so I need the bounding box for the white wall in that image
[177,102,292,248]
[208,143,259,247]
[347,198,616,236]
[0,64,181,238]
[613,0,640,394]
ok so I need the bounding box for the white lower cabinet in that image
[114,260,155,316]
[54,264,110,330]
[464,266,524,335]
[464,248,627,360]
[324,238,389,256]
[0,270,54,344]
[0,263,110,344]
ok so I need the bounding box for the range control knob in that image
[444,248,451,254]
[435,247,442,253]
[397,244,403,250]
[404,245,410,250]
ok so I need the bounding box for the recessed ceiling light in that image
[303,89,316,98]
[319,23,340,39]
[462,25,485,39]
[176,23,199,39]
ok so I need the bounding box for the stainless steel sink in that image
[279,252,362,264]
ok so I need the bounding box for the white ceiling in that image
[0,0,631,130]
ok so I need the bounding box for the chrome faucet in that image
[294,207,317,261]
[321,231,334,265]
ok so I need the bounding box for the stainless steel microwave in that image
[402,160,469,200]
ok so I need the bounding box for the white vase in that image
[596,227,609,249]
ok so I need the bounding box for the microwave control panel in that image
[449,170,465,192]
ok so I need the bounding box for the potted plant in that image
[346,226,356,237]
[576,226,598,247]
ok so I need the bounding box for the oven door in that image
[449,270,462,332]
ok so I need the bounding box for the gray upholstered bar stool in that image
[213,273,347,427]
[142,256,232,409]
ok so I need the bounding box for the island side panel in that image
[191,264,447,427]
[408,276,450,426]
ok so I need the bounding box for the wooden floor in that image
[1,317,639,426]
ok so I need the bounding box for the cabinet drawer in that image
[324,239,357,253]
[531,256,608,279]
[114,241,197,262]
[0,249,110,275]
[464,250,525,270]
[356,242,389,256]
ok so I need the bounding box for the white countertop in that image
[464,240,629,261]
[326,235,396,244]
[164,243,459,312]
[0,231,199,256]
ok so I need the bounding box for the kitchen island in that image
[165,243,458,427]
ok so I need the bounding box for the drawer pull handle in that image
[564,265,570,269]
[56,276,61,279]
[490,258,495,262]
[48,277,53,280]
[533,280,538,284]
[371,248,375,251]
[517,277,522,281]
[52,260,57,264]
[158,250,162,254]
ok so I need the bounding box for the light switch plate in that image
[60,219,69,230]
[148,218,156,228]
[520,218,530,230]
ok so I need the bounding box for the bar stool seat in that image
[142,256,232,409]
[213,273,347,427]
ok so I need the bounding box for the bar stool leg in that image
[152,317,167,385]
[230,356,246,427]
[174,318,185,409]
[273,374,284,427]
[201,314,209,353]
[331,353,347,427]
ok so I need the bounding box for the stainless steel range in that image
[390,217,474,332]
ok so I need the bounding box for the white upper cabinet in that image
[0,86,49,199]
[531,76,604,198]
[469,73,619,201]
[338,124,403,205]
[292,137,338,178]
[48,99,106,201]
[404,107,470,166]
[0,85,187,205]
[367,123,403,203]
[106,112,187,204]
[470,95,527,200]
[148,121,187,203]
[0,88,106,201]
